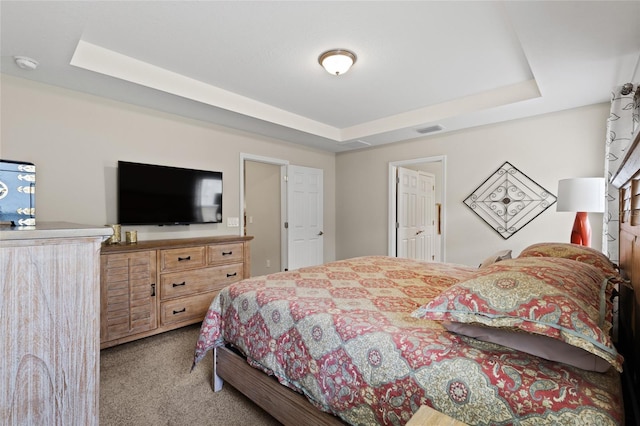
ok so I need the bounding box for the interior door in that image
[397,167,435,261]
[397,167,419,259]
[286,165,323,270]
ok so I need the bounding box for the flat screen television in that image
[117,161,222,225]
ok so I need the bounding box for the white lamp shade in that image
[556,178,605,213]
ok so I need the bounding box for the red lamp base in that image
[570,212,591,247]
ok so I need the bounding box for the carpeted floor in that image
[99,324,282,425]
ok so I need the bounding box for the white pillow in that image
[444,321,611,372]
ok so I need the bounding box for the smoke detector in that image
[14,56,39,71]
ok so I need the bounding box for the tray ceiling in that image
[1,1,639,152]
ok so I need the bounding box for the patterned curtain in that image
[604,83,639,265]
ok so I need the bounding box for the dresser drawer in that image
[208,242,244,265]
[160,292,216,326]
[159,246,206,272]
[160,263,244,300]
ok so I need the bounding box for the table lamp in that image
[556,177,605,247]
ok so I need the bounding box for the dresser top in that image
[0,221,113,241]
[101,234,253,253]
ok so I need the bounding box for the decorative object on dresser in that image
[1,222,112,424]
[106,223,121,244]
[125,230,137,243]
[100,235,252,349]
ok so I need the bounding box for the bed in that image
[193,251,628,425]
[192,136,640,426]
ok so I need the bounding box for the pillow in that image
[443,322,612,372]
[518,242,623,283]
[412,257,623,372]
[479,249,512,268]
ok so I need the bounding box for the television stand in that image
[100,235,252,348]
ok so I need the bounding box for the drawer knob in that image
[226,272,237,278]
[222,251,233,256]
[172,308,186,315]
[178,256,191,261]
[172,281,186,287]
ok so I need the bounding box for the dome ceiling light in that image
[318,49,357,76]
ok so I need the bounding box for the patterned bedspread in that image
[193,256,622,425]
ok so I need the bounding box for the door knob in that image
[416,230,424,235]
[318,231,324,236]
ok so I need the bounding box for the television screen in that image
[117,161,222,225]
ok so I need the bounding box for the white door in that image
[397,167,419,259]
[397,167,435,261]
[286,165,323,270]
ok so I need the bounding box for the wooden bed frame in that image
[612,127,640,426]
[211,129,640,426]
[213,346,346,425]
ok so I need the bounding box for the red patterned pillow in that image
[412,257,623,372]
[518,242,622,283]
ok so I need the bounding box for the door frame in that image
[240,153,289,271]
[388,155,447,261]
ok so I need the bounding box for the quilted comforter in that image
[193,256,622,425]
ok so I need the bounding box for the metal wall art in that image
[464,161,556,239]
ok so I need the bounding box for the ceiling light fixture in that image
[14,56,39,71]
[318,49,356,76]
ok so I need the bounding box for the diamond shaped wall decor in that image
[463,161,557,239]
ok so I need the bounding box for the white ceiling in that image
[1,1,639,153]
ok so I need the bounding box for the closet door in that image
[397,167,435,261]
[286,165,323,270]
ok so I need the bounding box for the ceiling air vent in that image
[416,124,444,134]
[338,140,371,149]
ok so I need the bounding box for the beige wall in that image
[1,74,611,268]
[336,103,609,266]
[0,75,336,262]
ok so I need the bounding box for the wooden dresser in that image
[100,235,252,348]
[0,222,112,425]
